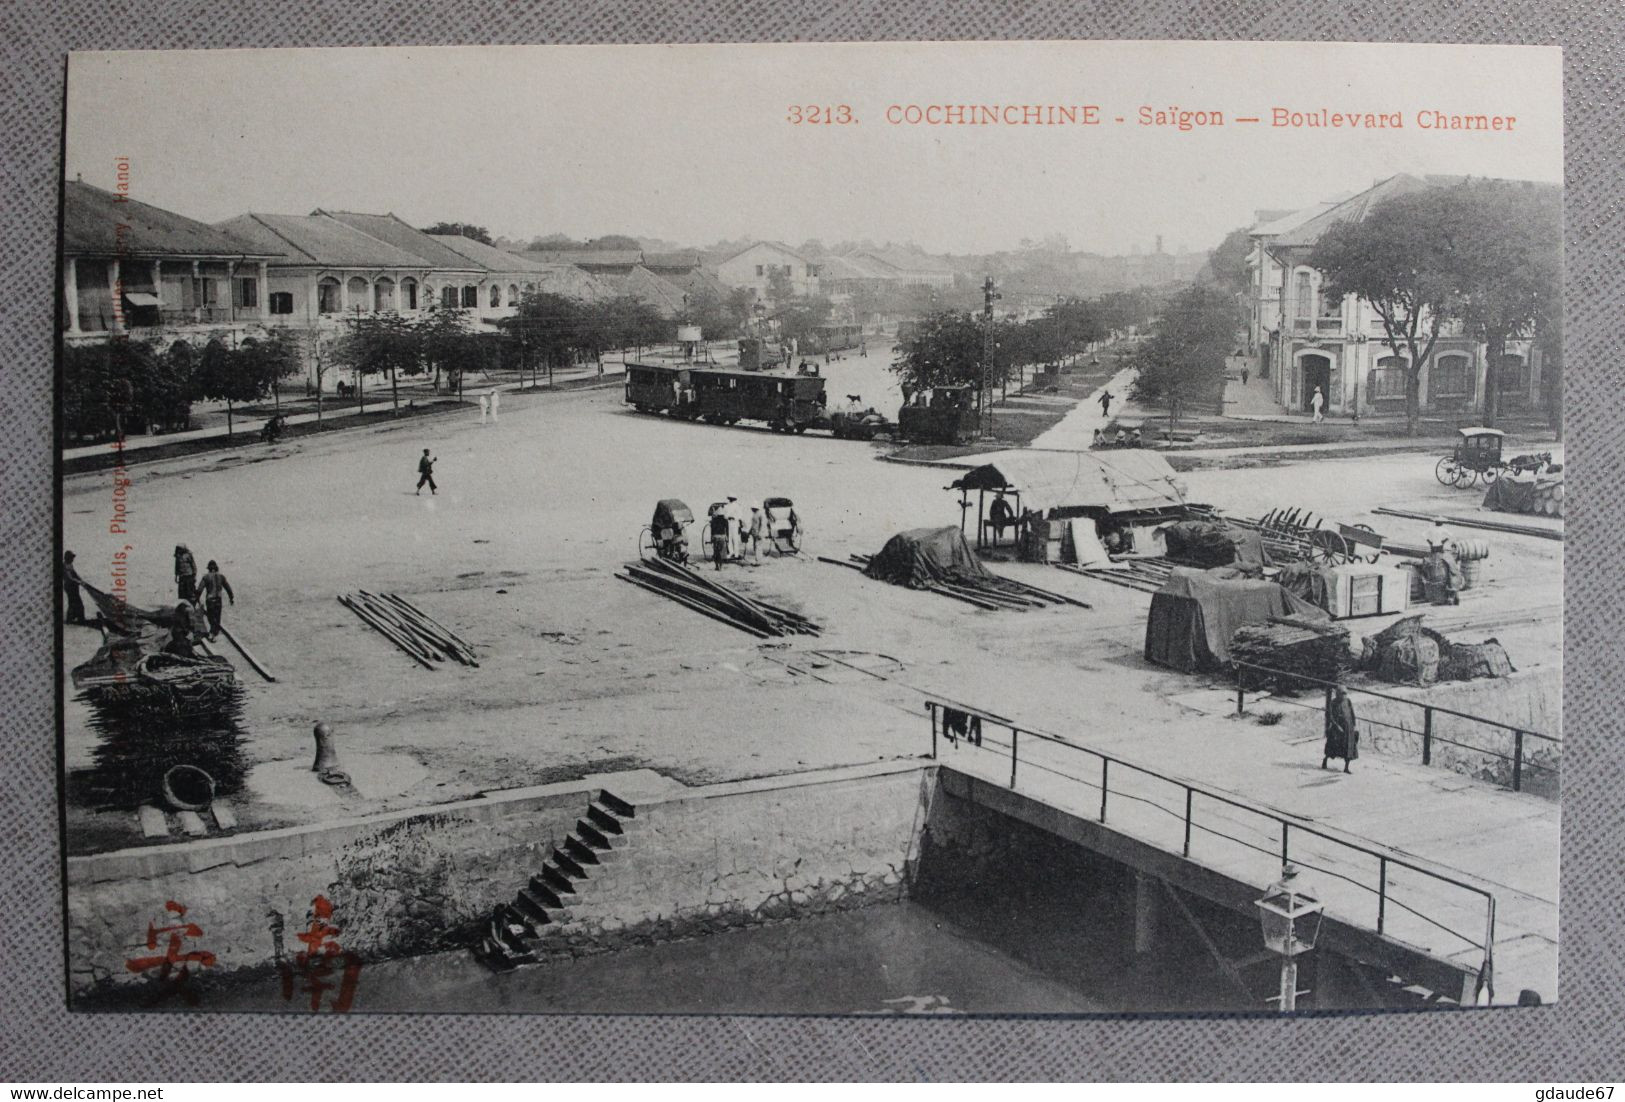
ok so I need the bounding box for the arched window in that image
[489,284,502,308]
[317,278,342,314]
[461,285,478,308]
[442,286,459,309]
[508,283,519,304]
[524,282,536,294]
[374,278,396,312]
[347,276,370,309]
[1369,355,1409,400]
[1431,353,1473,400]
[400,277,419,311]
[1294,271,1314,320]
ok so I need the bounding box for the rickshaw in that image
[1436,427,1505,488]
[639,498,694,563]
[762,496,803,555]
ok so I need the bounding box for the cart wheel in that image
[1481,463,1501,484]
[1312,531,1349,565]
[637,527,656,561]
[1435,457,1459,486]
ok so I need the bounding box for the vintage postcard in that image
[57,41,1561,1015]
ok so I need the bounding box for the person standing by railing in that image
[1322,685,1359,773]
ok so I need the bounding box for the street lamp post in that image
[1255,864,1325,1013]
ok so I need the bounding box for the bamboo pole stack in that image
[618,557,822,638]
[819,554,1089,611]
[338,591,480,668]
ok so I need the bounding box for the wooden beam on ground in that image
[217,624,278,682]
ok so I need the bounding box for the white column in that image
[339,273,350,314]
[258,261,270,318]
[64,257,80,334]
[190,259,201,322]
[108,257,123,333]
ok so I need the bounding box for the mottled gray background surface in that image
[1,1,1620,1082]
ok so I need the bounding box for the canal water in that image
[200,901,1106,1015]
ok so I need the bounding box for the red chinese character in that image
[125,901,217,1005]
[280,894,362,1013]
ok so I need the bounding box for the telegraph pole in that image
[981,275,999,439]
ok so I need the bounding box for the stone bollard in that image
[311,721,340,773]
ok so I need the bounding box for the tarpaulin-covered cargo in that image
[1483,473,1565,518]
[864,527,990,589]
[952,450,1188,516]
[1162,520,1269,570]
[1144,567,1325,673]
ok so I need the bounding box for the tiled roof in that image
[427,233,564,273]
[63,180,279,258]
[318,210,481,270]
[641,250,701,271]
[1269,175,1473,250]
[720,240,806,265]
[855,247,954,274]
[214,212,439,269]
[520,248,645,269]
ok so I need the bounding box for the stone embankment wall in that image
[1260,665,1561,798]
[527,765,930,960]
[67,763,931,1000]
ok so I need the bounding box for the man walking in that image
[197,559,235,641]
[1310,386,1325,424]
[1098,389,1114,418]
[416,449,438,495]
[1321,685,1359,772]
[489,388,500,423]
[174,544,198,602]
[62,550,89,625]
[1241,366,1250,386]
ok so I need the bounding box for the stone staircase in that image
[476,789,637,971]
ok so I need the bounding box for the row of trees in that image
[1310,179,1562,434]
[62,334,301,443]
[1127,284,1243,426]
[890,296,1121,399]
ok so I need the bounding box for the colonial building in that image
[851,248,956,289]
[1260,174,1556,419]
[61,179,282,348]
[422,231,612,311]
[1244,203,1335,358]
[716,242,821,299]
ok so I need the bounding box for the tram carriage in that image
[625,360,828,432]
[691,369,826,432]
[808,323,863,353]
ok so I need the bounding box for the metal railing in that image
[924,699,1497,1001]
[1232,660,1559,794]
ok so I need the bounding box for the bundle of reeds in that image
[619,557,822,637]
[338,590,479,669]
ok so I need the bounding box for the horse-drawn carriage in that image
[1435,427,1506,488]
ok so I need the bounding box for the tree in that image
[416,303,482,398]
[333,312,419,413]
[891,310,986,399]
[190,340,263,440]
[421,221,494,246]
[1128,284,1240,430]
[1203,226,1254,296]
[589,234,642,251]
[236,331,303,412]
[774,295,833,348]
[1447,181,1562,427]
[1311,188,1466,435]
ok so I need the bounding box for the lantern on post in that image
[1255,864,1325,1012]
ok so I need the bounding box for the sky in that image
[64,41,1563,257]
